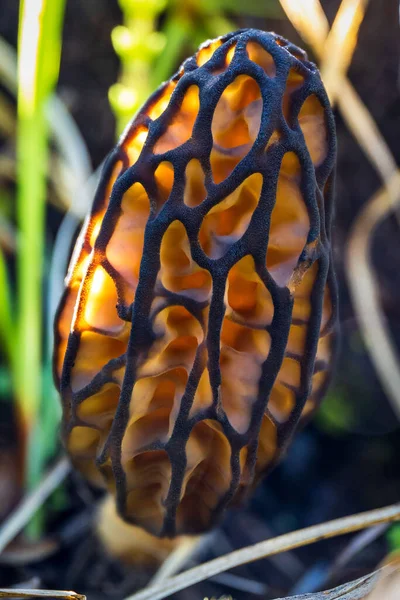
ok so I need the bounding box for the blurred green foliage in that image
[316,388,355,435]
[387,524,400,552]
[109,0,282,133]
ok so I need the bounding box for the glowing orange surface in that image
[54,31,336,536]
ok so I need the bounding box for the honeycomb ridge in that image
[54,29,337,537]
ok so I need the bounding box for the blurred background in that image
[0,0,399,598]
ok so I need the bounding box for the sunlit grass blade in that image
[16,0,66,503]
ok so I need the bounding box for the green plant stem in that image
[0,246,14,372]
[16,111,47,436]
[16,0,66,514]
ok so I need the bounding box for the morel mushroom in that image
[54,29,337,537]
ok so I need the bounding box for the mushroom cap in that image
[54,29,337,537]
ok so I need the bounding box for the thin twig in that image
[327,523,389,584]
[274,569,381,599]
[0,590,85,600]
[210,571,268,595]
[124,503,400,600]
[0,458,70,554]
[367,565,400,599]
[149,535,206,585]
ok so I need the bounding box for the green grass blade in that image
[16,0,66,496]
[0,246,15,372]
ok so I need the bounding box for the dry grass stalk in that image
[274,569,381,599]
[346,173,400,420]
[0,591,85,600]
[319,0,369,100]
[279,0,396,182]
[0,458,70,555]
[124,503,400,600]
